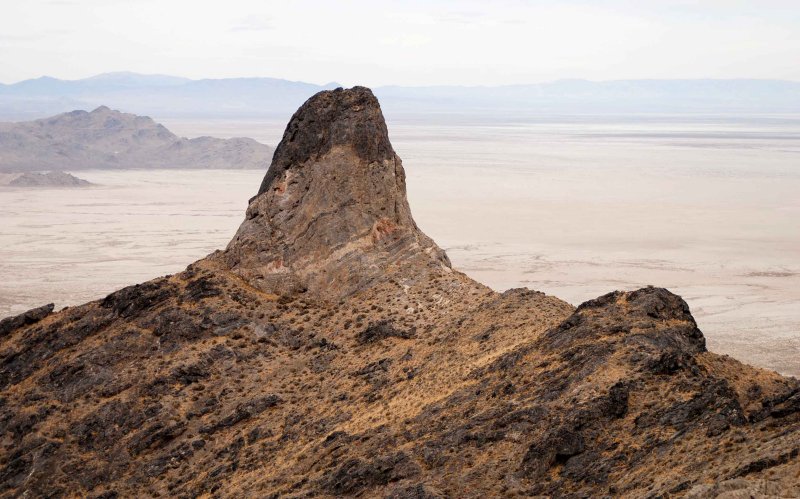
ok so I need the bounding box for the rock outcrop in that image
[0,106,273,172]
[0,303,53,337]
[217,86,450,300]
[0,87,797,498]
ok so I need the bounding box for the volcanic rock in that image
[0,87,798,498]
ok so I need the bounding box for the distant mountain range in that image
[0,72,339,121]
[0,105,273,172]
[1,72,799,121]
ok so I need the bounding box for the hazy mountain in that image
[1,73,799,121]
[0,73,340,120]
[0,106,274,172]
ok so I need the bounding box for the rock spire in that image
[219,86,451,299]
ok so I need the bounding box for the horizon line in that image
[3,71,800,88]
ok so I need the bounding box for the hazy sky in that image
[1,0,799,86]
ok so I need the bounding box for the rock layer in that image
[0,87,798,498]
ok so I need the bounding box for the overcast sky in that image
[1,0,798,86]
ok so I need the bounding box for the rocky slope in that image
[0,106,273,172]
[0,87,798,498]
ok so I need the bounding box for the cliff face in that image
[0,88,798,498]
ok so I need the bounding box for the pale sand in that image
[1,114,798,376]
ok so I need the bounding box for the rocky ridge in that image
[0,87,797,498]
[0,106,273,172]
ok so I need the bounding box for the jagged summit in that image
[218,86,451,300]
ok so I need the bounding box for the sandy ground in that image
[0,114,798,376]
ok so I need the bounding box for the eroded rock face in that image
[1,87,799,498]
[218,86,450,300]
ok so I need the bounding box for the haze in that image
[3,0,800,86]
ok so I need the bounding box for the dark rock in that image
[323,431,351,446]
[129,421,187,455]
[561,450,610,484]
[0,308,114,390]
[148,308,202,346]
[473,325,498,342]
[547,287,705,355]
[171,359,212,386]
[184,276,222,301]
[646,351,694,375]
[321,452,420,495]
[355,358,392,384]
[256,86,395,197]
[635,379,745,433]
[357,320,416,344]
[607,382,630,418]
[200,395,281,435]
[766,388,800,419]
[0,303,54,337]
[101,281,176,318]
[730,448,799,478]
[72,400,144,451]
[553,430,586,462]
[521,427,585,478]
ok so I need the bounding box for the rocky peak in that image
[218,86,451,300]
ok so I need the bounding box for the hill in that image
[0,106,273,172]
